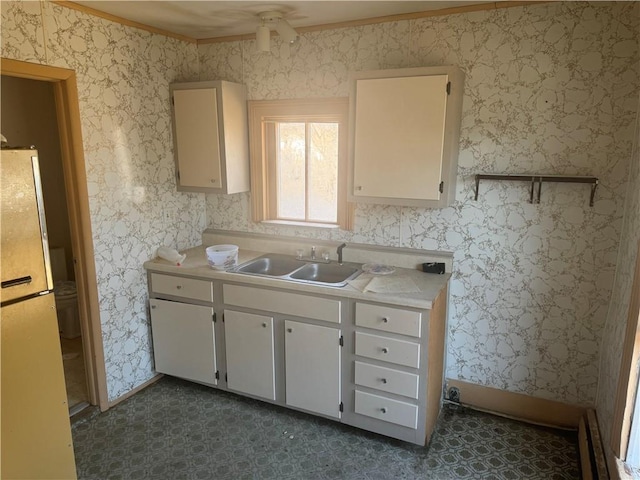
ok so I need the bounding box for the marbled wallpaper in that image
[1,1,204,400]
[2,1,638,409]
[597,85,640,447]
[200,2,639,406]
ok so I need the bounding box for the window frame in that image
[248,97,353,230]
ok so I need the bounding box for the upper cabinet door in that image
[349,66,464,208]
[171,81,250,194]
[173,87,222,189]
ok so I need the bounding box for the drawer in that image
[355,332,420,368]
[355,303,421,337]
[223,284,341,324]
[151,273,214,303]
[355,390,418,429]
[354,361,419,399]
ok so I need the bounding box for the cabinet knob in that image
[176,285,182,290]
[380,407,387,414]
[287,328,293,333]
[151,305,156,309]
[380,378,387,384]
[382,317,389,323]
[211,179,217,184]
[381,347,389,354]
[355,186,363,191]
[262,322,267,328]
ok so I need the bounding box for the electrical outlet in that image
[447,386,460,403]
[163,209,172,228]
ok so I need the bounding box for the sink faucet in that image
[337,243,347,265]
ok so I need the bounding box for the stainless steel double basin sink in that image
[231,253,362,287]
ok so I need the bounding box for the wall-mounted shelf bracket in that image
[474,174,599,206]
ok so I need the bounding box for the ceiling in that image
[72,1,487,40]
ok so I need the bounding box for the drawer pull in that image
[151,305,156,309]
[380,378,387,384]
[380,407,387,414]
[287,328,293,333]
[381,347,389,354]
[176,285,182,290]
[382,317,389,323]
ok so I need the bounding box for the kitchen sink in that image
[235,255,302,277]
[232,254,362,287]
[289,262,361,285]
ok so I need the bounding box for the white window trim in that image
[248,97,354,230]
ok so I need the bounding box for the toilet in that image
[50,247,81,339]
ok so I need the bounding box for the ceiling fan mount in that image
[256,9,299,51]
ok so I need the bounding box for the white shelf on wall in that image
[474,174,599,207]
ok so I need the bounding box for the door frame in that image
[1,58,109,411]
[611,239,640,460]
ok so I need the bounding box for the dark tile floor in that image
[71,377,580,480]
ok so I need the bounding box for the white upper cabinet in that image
[348,66,464,207]
[170,80,250,194]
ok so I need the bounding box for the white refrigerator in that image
[1,148,77,479]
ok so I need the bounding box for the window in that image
[248,98,353,229]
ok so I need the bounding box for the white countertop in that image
[143,246,450,309]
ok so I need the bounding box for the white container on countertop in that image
[206,244,239,270]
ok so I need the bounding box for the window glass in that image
[276,123,305,220]
[308,123,339,223]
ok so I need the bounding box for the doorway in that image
[1,58,108,411]
[1,74,90,412]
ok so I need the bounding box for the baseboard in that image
[107,374,164,409]
[445,378,586,429]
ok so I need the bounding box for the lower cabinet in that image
[224,309,276,400]
[284,320,341,419]
[149,298,217,385]
[147,274,447,447]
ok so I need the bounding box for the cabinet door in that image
[172,87,222,189]
[150,299,217,385]
[224,310,275,400]
[353,74,448,201]
[284,320,341,419]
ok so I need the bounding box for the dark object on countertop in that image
[423,262,445,274]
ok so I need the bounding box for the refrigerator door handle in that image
[1,276,33,289]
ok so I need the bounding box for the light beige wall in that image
[199,2,640,407]
[0,75,74,280]
[597,89,640,457]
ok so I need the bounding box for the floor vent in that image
[579,409,609,479]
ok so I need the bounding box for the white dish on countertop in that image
[362,263,395,275]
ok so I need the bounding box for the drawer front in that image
[354,361,419,399]
[151,273,214,303]
[355,390,418,429]
[355,332,420,368]
[355,303,421,337]
[223,284,341,324]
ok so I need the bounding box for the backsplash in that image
[200,2,639,405]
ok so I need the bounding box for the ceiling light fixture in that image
[256,24,271,52]
[256,11,299,52]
